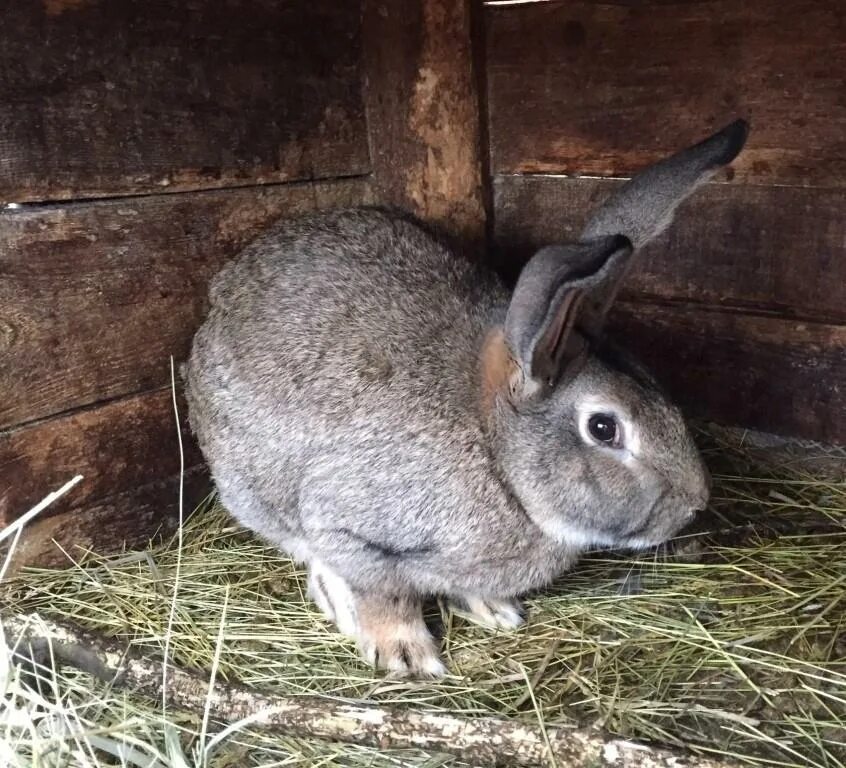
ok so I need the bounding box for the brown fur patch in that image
[480,328,517,414]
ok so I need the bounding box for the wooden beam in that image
[3,470,208,573]
[493,175,846,324]
[607,302,846,445]
[0,387,201,528]
[0,178,372,430]
[485,0,846,187]
[0,0,368,202]
[362,0,488,254]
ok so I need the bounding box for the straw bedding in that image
[2,428,844,767]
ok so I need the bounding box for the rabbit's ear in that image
[504,235,633,398]
[582,119,748,248]
[575,118,749,336]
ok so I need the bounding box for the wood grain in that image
[0,177,372,430]
[0,0,369,202]
[493,176,846,323]
[4,468,208,572]
[0,387,202,528]
[486,0,846,186]
[607,302,846,445]
[362,0,488,253]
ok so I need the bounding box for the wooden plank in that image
[0,0,369,202]
[493,176,846,324]
[607,302,846,445]
[3,469,209,573]
[485,0,846,186]
[0,177,372,429]
[0,388,202,528]
[362,0,488,253]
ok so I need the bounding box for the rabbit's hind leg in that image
[308,558,359,635]
[307,560,445,677]
[450,595,525,630]
[355,591,445,678]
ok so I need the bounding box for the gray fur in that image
[185,121,748,674]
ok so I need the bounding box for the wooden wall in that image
[485,0,846,445]
[2,0,844,566]
[0,0,486,567]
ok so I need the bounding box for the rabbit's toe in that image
[307,559,358,635]
[452,595,525,630]
[359,630,446,678]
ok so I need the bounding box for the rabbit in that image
[185,119,749,677]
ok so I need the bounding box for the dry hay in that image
[1,427,845,767]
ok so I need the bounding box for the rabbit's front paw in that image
[451,595,525,630]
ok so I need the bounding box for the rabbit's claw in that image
[451,595,525,630]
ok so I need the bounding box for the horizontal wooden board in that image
[4,469,209,572]
[0,0,369,202]
[486,0,846,186]
[607,302,846,445]
[493,176,846,323]
[0,177,372,429]
[0,387,202,527]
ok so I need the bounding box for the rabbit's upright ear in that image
[501,119,748,402]
[503,235,633,399]
[576,118,748,336]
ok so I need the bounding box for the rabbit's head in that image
[484,120,749,550]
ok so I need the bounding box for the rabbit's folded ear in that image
[504,235,633,399]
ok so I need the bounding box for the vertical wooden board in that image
[0,388,201,527]
[0,177,372,429]
[0,0,369,201]
[607,303,846,445]
[485,0,846,186]
[362,0,487,253]
[492,175,846,323]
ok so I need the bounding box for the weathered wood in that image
[6,612,743,768]
[3,469,208,573]
[493,176,846,323]
[0,0,368,202]
[486,0,846,186]
[0,387,201,527]
[0,177,372,429]
[362,0,488,253]
[607,302,846,445]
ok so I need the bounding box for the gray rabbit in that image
[185,120,749,676]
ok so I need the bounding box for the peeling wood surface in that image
[493,176,846,323]
[363,0,487,253]
[0,387,202,528]
[0,0,368,202]
[0,177,372,429]
[608,302,846,445]
[486,0,846,186]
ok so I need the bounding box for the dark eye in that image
[588,414,620,446]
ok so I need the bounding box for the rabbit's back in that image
[186,208,513,573]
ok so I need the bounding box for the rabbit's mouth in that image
[621,505,700,551]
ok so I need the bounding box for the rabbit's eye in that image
[587,414,620,446]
